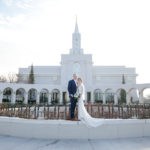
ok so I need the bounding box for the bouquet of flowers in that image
[74,88,81,100]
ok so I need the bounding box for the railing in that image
[0,103,150,120]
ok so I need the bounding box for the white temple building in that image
[0,21,150,104]
[18,21,137,86]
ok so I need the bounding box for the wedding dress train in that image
[77,83,122,127]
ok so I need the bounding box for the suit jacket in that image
[67,79,77,97]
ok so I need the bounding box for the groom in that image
[67,73,78,121]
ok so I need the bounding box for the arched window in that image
[94,89,103,103]
[128,88,139,104]
[16,88,25,104]
[28,88,37,104]
[116,89,126,104]
[142,88,150,103]
[52,89,60,104]
[105,89,114,104]
[73,63,81,77]
[3,87,13,103]
[40,89,49,104]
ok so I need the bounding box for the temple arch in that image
[141,88,150,103]
[128,88,139,104]
[94,89,103,103]
[28,88,37,104]
[3,87,13,103]
[51,89,60,104]
[16,88,26,104]
[116,88,126,104]
[105,88,114,104]
[40,88,49,104]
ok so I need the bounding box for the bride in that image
[76,77,117,127]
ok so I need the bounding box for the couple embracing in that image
[68,73,105,127]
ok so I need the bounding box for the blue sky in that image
[0,0,150,84]
[0,0,37,18]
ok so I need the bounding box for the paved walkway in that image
[0,136,150,150]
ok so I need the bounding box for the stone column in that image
[114,94,118,105]
[126,93,130,105]
[91,91,94,104]
[85,90,87,103]
[24,92,28,104]
[48,92,51,104]
[37,92,40,104]
[103,93,106,104]
[12,92,16,104]
[59,91,63,104]
[0,91,2,103]
[66,92,70,102]
[139,91,143,104]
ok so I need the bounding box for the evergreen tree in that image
[120,74,126,104]
[28,64,34,84]
[120,89,126,104]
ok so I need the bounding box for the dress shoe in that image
[71,118,78,121]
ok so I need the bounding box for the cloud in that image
[0,13,26,27]
[3,0,35,9]
[0,0,150,84]
[3,0,13,6]
[15,1,34,9]
[0,14,8,26]
[0,0,41,27]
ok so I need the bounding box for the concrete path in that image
[0,136,150,150]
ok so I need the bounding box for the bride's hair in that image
[77,77,83,83]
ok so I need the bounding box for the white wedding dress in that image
[77,83,125,127]
[77,83,106,127]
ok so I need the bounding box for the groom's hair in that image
[73,73,77,78]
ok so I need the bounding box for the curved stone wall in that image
[0,117,150,139]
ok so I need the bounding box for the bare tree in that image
[7,72,18,83]
[0,75,7,82]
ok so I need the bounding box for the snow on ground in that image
[0,135,150,150]
[0,116,137,121]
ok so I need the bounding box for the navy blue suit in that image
[68,79,77,119]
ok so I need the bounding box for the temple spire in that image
[69,18,83,55]
[74,16,79,33]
